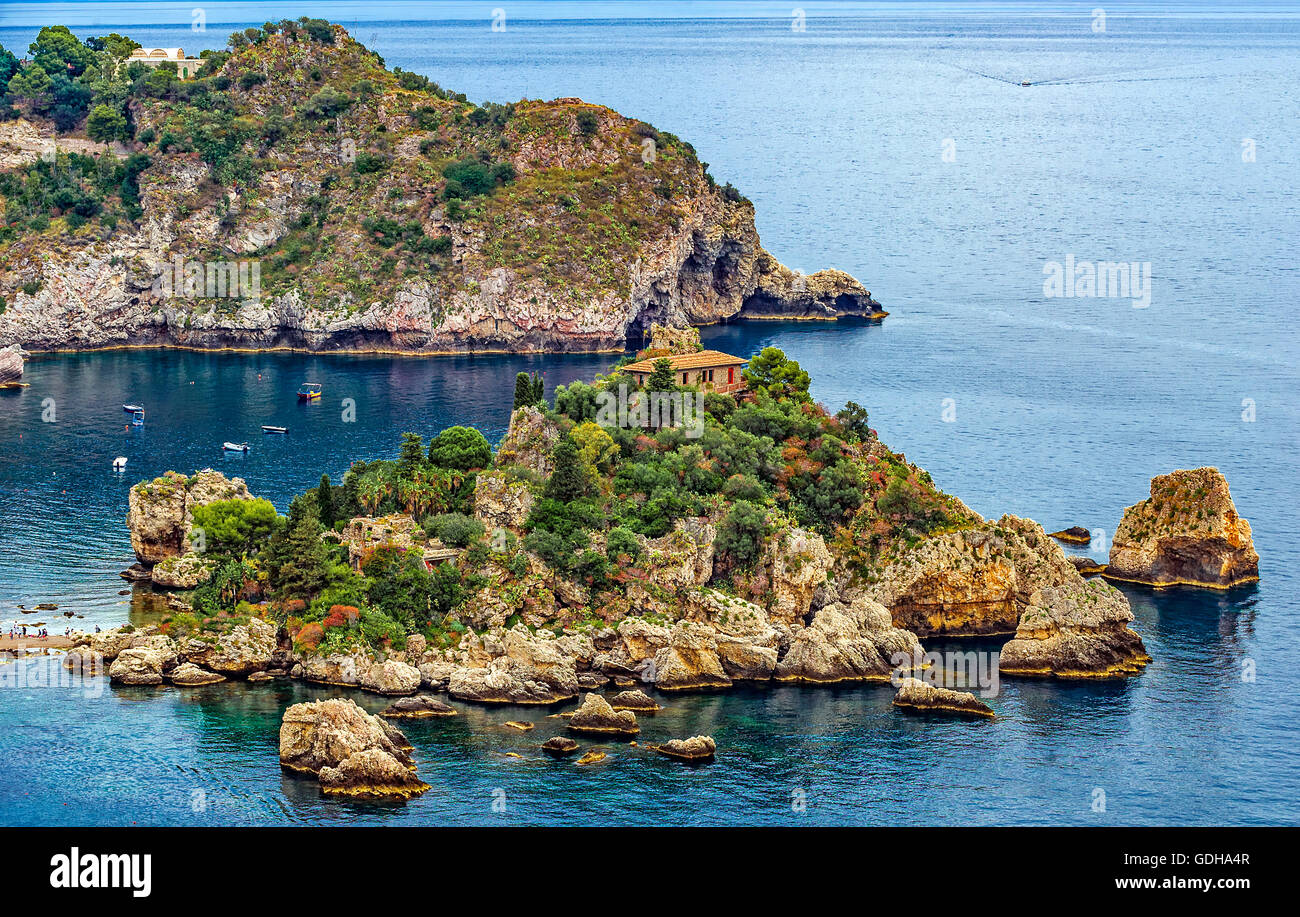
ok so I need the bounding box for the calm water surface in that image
[0,4,1297,825]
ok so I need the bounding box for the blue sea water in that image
[1,2,1298,825]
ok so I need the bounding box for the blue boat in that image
[131,410,145,426]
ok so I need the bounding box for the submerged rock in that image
[999,580,1151,679]
[892,677,993,718]
[1107,467,1259,589]
[541,736,580,758]
[567,693,639,736]
[609,689,661,712]
[380,695,458,718]
[655,735,716,762]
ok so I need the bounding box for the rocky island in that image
[78,341,1153,710]
[0,20,881,355]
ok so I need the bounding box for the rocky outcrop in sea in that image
[279,698,429,799]
[126,470,251,568]
[1106,467,1259,589]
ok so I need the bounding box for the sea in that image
[0,1,1296,825]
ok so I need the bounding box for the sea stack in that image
[1107,468,1259,589]
[999,580,1151,679]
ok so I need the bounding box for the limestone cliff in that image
[0,23,882,354]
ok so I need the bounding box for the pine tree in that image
[647,357,676,392]
[543,435,589,502]
[532,372,546,406]
[317,473,335,529]
[398,432,424,477]
[513,372,530,410]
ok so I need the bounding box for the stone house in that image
[622,350,748,395]
[127,47,204,78]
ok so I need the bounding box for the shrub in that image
[425,512,484,548]
[427,425,492,471]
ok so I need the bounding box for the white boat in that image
[122,403,144,413]
[222,442,250,453]
[261,425,288,434]
[112,457,128,471]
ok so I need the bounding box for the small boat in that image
[297,383,322,401]
[131,410,145,426]
[122,403,144,413]
[222,442,250,453]
[112,457,127,471]
[261,425,288,434]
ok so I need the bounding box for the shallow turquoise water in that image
[1,4,1297,825]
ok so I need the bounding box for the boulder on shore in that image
[180,617,276,677]
[107,635,178,685]
[655,735,716,762]
[775,597,921,684]
[999,580,1150,679]
[892,677,993,718]
[567,693,639,736]
[1107,467,1259,589]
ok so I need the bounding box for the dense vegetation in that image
[157,349,975,656]
[1,18,725,309]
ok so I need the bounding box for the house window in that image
[682,372,688,385]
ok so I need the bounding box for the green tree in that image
[398,432,425,477]
[513,372,535,411]
[316,473,336,528]
[716,500,771,571]
[543,435,589,502]
[86,103,126,146]
[29,26,95,77]
[190,498,282,557]
[647,357,676,393]
[427,425,492,471]
[532,372,545,405]
[835,401,871,441]
[743,347,811,402]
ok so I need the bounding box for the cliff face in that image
[0,24,881,354]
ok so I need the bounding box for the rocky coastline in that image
[0,23,882,356]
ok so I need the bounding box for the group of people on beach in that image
[5,625,71,639]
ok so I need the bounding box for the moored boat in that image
[122,403,144,413]
[222,442,250,453]
[261,425,289,434]
[297,383,322,401]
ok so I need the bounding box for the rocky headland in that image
[1106,467,1259,589]
[0,21,880,355]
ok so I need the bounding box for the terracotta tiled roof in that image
[623,350,748,374]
